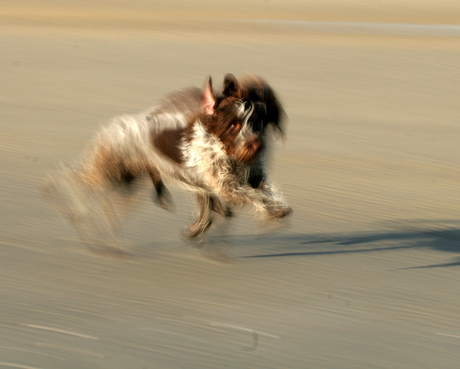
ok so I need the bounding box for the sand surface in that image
[1,1,460,368]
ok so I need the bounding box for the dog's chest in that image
[182,122,230,178]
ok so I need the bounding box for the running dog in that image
[42,75,291,250]
[148,73,290,239]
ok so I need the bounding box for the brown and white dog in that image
[188,74,290,239]
[42,75,291,250]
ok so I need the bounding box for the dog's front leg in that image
[186,191,215,239]
[186,172,289,239]
[246,163,291,214]
[217,177,291,220]
[185,193,233,240]
[257,182,292,219]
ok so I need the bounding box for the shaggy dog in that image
[148,73,290,239]
[42,75,291,251]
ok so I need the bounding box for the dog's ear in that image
[202,76,216,115]
[222,73,242,98]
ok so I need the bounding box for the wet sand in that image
[1,1,460,368]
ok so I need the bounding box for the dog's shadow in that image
[231,220,460,269]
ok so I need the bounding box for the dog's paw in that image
[266,204,293,219]
[181,228,207,249]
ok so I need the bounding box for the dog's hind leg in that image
[148,168,175,212]
[40,168,130,252]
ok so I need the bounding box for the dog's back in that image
[146,87,204,119]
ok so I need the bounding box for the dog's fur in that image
[176,74,290,238]
[42,75,291,250]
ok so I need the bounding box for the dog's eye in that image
[229,120,241,131]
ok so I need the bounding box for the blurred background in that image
[1,1,460,368]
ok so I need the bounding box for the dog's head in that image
[219,73,285,138]
[198,77,263,164]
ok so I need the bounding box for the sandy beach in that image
[1,1,460,368]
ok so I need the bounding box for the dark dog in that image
[42,75,291,250]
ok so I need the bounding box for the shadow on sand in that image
[238,220,460,269]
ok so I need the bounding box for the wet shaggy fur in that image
[42,75,291,250]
